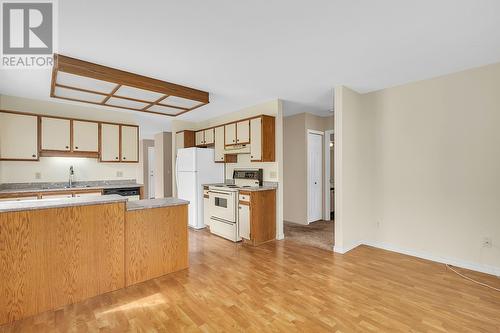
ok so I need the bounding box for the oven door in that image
[208,190,236,222]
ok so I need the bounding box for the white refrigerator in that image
[176,148,224,229]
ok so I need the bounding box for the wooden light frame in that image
[50,54,209,117]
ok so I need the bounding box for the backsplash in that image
[0,157,139,184]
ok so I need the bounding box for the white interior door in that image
[148,146,155,199]
[308,131,323,223]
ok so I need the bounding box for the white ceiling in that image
[1,0,500,129]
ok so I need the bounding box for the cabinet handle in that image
[232,139,235,142]
[115,157,119,160]
[32,154,36,158]
[65,146,69,149]
[123,157,127,160]
[75,146,79,150]
[251,155,253,158]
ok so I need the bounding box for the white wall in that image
[0,95,141,183]
[336,62,500,275]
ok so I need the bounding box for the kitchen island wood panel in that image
[125,204,188,286]
[0,202,125,325]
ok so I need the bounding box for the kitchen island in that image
[0,195,188,325]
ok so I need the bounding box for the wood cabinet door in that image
[73,120,98,152]
[204,128,214,145]
[0,112,38,160]
[100,124,120,162]
[41,117,71,151]
[214,126,225,162]
[195,131,204,145]
[250,117,262,161]
[238,203,251,240]
[236,120,250,144]
[121,125,138,162]
[225,123,236,145]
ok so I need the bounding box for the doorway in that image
[148,146,155,199]
[324,130,334,221]
[307,130,323,223]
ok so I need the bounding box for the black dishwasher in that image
[102,187,141,200]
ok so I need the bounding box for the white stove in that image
[207,169,263,242]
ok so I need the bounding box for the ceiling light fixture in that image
[50,54,209,117]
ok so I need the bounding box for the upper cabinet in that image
[195,128,215,146]
[236,120,250,144]
[40,117,71,151]
[0,112,38,160]
[73,120,98,152]
[251,115,275,162]
[100,124,120,162]
[121,125,139,162]
[225,123,236,145]
[176,130,195,150]
[214,126,237,163]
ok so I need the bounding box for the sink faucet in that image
[69,166,74,188]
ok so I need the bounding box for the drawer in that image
[239,193,250,202]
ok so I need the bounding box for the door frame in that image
[306,129,324,223]
[147,146,155,199]
[324,130,334,220]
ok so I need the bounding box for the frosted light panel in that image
[162,96,203,108]
[57,72,117,93]
[147,104,183,115]
[106,97,149,110]
[54,87,106,103]
[114,85,164,102]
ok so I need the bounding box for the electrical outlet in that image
[376,220,381,228]
[482,237,492,248]
[35,172,41,180]
[116,171,123,178]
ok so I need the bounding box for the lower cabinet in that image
[238,189,276,245]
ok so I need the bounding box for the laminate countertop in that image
[0,194,128,213]
[0,181,143,195]
[126,198,190,211]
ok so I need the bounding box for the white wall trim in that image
[333,87,343,250]
[324,129,334,220]
[335,240,500,276]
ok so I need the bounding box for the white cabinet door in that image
[250,117,262,161]
[236,120,250,144]
[101,124,120,162]
[121,125,138,162]
[73,120,98,152]
[214,126,225,162]
[204,128,214,145]
[195,131,204,145]
[225,123,236,145]
[0,112,38,160]
[41,117,71,151]
[238,204,250,240]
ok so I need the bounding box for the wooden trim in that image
[51,54,209,117]
[40,150,99,158]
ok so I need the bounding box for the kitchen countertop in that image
[0,180,143,195]
[0,194,128,213]
[126,198,190,211]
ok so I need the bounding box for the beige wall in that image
[0,95,140,183]
[336,62,500,274]
[283,113,334,225]
[154,132,172,198]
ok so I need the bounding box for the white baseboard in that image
[362,240,500,277]
[333,241,363,254]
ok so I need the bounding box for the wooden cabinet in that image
[214,126,237,163]
[101,124,120,162]
[41,117,71,151]
[176,130,195,150]
[73,120,98,152]
[238,189,276,245]
[0,112,38,160]
[251,115,275,162]
[195,131,204,146]
[236,120,250,144]
[225,123,236,145]
[195,129,214,146]
[121,125,139,162]
[204,128,214,145]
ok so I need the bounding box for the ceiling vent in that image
[50,54,209,117]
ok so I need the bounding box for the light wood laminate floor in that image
[1,229,499,332]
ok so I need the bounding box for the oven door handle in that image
[208,190,231,196]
